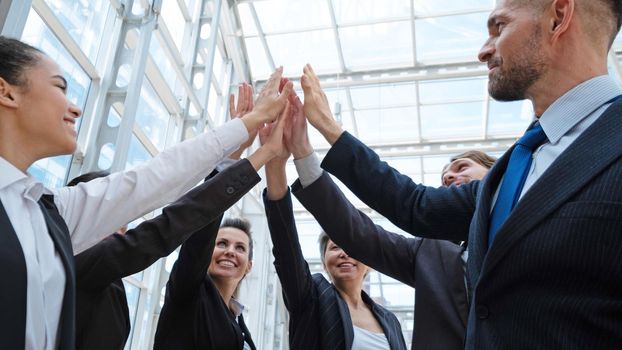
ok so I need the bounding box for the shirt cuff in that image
[216,157,237,172]
[213,118,249,158]
[294,152,322,188]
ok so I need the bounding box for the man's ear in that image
[0,77,19,109]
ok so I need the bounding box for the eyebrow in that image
[52,75,67,87]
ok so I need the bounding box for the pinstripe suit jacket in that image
[321,101,622,349]
[264,190,407,350]
[293,173,468,350]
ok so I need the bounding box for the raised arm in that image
[300,64,477,240]
[75,159,260,291]
[293,172,421,287]
[57,69,294,254]
[261,99,316,312]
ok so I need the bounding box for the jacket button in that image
[226,187,235,194]
[241,175,248,183]
[476,305,489,319]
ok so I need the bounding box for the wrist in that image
[292,142,314,160]
[317,119,343,145]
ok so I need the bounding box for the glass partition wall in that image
[5,0,622,348]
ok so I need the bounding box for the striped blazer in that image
[264,190,407,350]
[322,100,622,349]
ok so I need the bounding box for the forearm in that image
[292,173,419,286]
[263,189,313,312]
[265,159,288,200]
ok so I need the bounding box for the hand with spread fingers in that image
[240,67,293,137]
[254,67,294,123]
[229,83,257,159]
[300,64,343,145]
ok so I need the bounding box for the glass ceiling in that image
[234,0,531,345]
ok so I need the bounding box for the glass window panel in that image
[420,102,483,140]
[385,157,422,179]
[355,107,419,144]
[423,155,450,174]
[136,79,170,151]
[487,100,532,136]
[149,33,183,100]
[43,0,109,63]
[22,10,91,188]
[423,173,442,187]
[415,13,489,62]
[125,136,153,170]
[237,3,258,36]
[244,37,273,79]
[333,0,411,24]
[413,0,493,16]
[370,283,414,307]
[254,0,331,33]
[123,282,141,344]
[161,0,186,52]
[267,30,341,77]
[350,83,417,109]
[340,21,412,70]
[418,78,486,104]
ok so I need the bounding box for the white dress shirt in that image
[0,118,247,350]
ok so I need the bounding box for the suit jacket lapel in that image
[468,150,511,285]
[482,101,622,276]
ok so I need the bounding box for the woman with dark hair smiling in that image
[0,35,291,350]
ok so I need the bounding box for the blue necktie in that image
[488,123,548,246]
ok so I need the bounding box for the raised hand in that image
[259,102,291,162]
[229,83,257,159]
[300,64,343,144]
[229,82,254,118]
[254,67,294,123]
[283,87,313,160]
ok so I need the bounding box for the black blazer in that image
[321,101,622,349]
[0,195,76,350]
[154,166,260,350]
[263,189,407,350]
[74,159,258,350]
[293,172,468,350]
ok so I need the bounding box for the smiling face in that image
[2,54,82,165]
[208,227,253,284]
[478,0,549,101]
[442,158,490,187]
[322,239,369,284]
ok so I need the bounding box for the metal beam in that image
[255,60,487,89]
[0,0,32,37]
[248,2,275,71]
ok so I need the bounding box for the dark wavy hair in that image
[0,36,43,88]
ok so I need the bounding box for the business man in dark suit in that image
[297,0,622,348]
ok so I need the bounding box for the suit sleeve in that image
[292,172,421,287]
[75,159,260,292]
[263,189,315,314]
[322,131,478,241]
